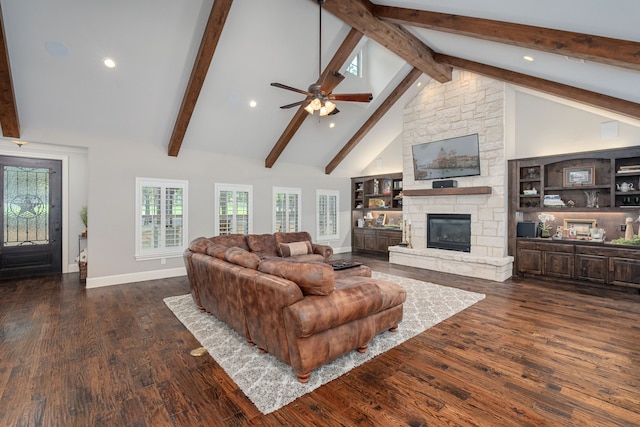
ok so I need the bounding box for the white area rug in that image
[164,272,485,414]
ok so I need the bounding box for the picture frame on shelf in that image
[563,219,597,236]
[563,166,594,186]
[376,213,386,227]
[381,179,392,194]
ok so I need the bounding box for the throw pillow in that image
[279,241,312,258]
[258,259,335,296]
[225,247,261,270]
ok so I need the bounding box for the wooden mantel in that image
[403,186,492,196]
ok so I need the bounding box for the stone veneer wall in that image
[390,70,513,281]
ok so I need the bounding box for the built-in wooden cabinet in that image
[517,239,640,290]
[509,147,640,292]
[351,173,403,254]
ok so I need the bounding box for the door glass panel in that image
[3,166,50,247]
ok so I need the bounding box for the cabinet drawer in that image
[518,240,574,253]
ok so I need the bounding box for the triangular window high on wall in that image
[346,50,362,78]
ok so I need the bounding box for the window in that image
[273,187,301,232]
[215,183,253,235]
[135,178,188,260]
[316,189,339,241]
[346,50,362,77]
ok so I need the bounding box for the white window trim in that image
[214,183,253,235]
[135,177,188,261]
[346,50,363,78]
[273,187,302,233]
[316,189,339,241]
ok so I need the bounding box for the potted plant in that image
[538,213,555,238]
[80,206,88,237]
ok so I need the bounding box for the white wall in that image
[85,139,351,284]
[513,91,640,159]
[359,133,403,176]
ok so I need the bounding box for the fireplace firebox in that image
[427,214,471,252]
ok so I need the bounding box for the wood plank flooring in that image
[1,254,639,426]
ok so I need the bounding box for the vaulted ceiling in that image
[1,0,639,175]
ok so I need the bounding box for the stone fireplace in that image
[389,70,514,282]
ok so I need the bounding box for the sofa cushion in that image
[210,234,250,251]
[285,277,407,337]
[258,259,335,296]
[246,234,279,259]
[189,237,213,254]
[279,241,312,257]
[206,243,228,260]
[225,247,261,270]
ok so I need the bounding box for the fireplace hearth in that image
[427,214,471,252]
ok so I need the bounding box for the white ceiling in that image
[2,0,639,174]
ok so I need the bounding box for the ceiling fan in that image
[270,0,373,116]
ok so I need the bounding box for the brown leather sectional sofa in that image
[183,231,406,382]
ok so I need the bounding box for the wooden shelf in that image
[403,186,492,197]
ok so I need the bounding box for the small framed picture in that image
[564,219,597,236]
[376,213,386,227]
[563,166,594,186]
[381,179,392,194]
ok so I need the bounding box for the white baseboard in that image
[85,267,187,289]
[84,247,353,289]
[332,246,352,254]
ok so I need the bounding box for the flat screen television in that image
[412,133,481,180]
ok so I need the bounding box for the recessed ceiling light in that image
[523,55,534,62]
[329,122,335,128]
[416,81,422,87]
[249,100,257,108]
[103,58,116,68]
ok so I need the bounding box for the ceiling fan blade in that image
[318,71,345,94]
[279,100,307,109]
[328,107,340,116]
[270,82,313,97]
[328,93,374,103]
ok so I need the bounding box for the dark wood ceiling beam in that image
[265,28,364,168]
[167,0,233,157]
[374,5,640,72]
[321,0,451,83]
[0,3,20,138]
[325,67,422,174]
[435,53,640,120]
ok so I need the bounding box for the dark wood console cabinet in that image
[509,147,640,292]
[517,239,640,290]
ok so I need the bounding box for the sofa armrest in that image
[312,243,333,260]
[284,277,406,338]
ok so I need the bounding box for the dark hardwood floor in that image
[1,253,639,426]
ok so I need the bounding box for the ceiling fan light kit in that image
[271,0,372,117]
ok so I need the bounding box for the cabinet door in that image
[575,254,608,284]
[544,251,574,279]
[518,248,543,275]
[352,229,365,250]
[364,230,377,251]
[609,257,640,289]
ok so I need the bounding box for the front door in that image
[0,155,62,279]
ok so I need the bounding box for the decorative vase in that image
[541,228,551,238]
